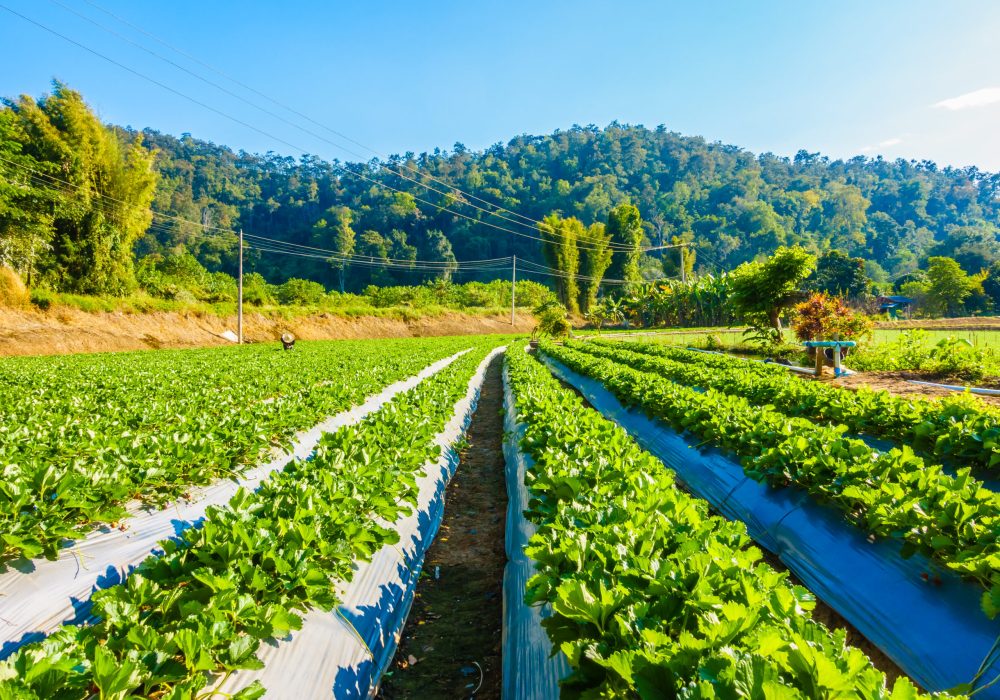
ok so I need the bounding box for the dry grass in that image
[0,267,29,308]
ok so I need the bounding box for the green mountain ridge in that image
[3,82,999,296]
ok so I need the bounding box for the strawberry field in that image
[2,336,999,698]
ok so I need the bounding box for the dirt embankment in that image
[875,316,1000,331]
[0,306,535,357]
[814,370,1000,406]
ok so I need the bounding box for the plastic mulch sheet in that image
[542,353,1000,697]
[0,350,469,660]
[213,346,505,699]
[500,359,571,700]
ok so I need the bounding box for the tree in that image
[865,211,905,262]
[605,203,643,288]
[0,110,57,284]
[423,229,457,282]
[812,250,871,298]
[924,256,983,317]
[3,82,158,295]
[983,261,1000,310]
[931,223,1000,273]
[538,213,581,314]
[357,230,390,286]
[313,206,355,293]
[729,246,817,332]
[578,221,612,313]
[388,229,417,284]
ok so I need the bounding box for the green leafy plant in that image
[791,292,873,343]
[851,330,1000,382]
[543,339,1000,618]
[504,345,939,699]
[0,336,478,563]
[0,343,501,697]
[531,299,572,339]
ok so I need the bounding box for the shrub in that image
[792,293,873,342]
[137,253,238,303]
[277,278,326,305]
[242,273,275,306]
[849,330,1000,381]
[29,287,55,310]
[532,300,572,339]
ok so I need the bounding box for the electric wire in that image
[1,154,679,289]
[0,3,636,254]
[44,0,576,242]
[73,0,566,233]
[0,154,509,269]
[29,0,671,253]
[4,151,671,285]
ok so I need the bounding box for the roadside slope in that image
[0,306,534,356]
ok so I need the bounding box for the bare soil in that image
[808,370,1000,406]
[377,354,507,700]
[0,306,534,357]
[876,316,1000,331]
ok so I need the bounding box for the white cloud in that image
[859,137,902,153]
[933,87,1000,111]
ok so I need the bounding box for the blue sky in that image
[2,0,1000,170]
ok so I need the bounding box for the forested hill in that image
[3,83,999,296]
[139,123,1000,290]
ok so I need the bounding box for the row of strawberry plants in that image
[590,338,787,376]
[541,340,1000,618]
[588,338,1000,475]
[505,345,938,698]
[0,337,473,563]
[0,341,498,698]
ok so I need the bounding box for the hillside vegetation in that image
[2,81,999,305]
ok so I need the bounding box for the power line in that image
[3,152,666,289]
[73,0,556,233]
[3,153,685,292]
[244,243,509,273]
[44,0,570,242]
[0,154,507,269]
[515,259,676,286]
[242,233,508,268]
[0,4,638,255]
[26,0,662,253]
[0,4,632,256]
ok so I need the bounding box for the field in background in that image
[595,325,1000,350]
[594,322,1000,386]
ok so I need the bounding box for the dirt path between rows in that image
[377,354,507,700]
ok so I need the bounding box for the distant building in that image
[876,295,915,319]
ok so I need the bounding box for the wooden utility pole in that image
[510,255,516,326]
[680,243,687,284]
[238,228,244,344]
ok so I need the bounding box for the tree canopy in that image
[1,82,157,294]
[3,83,1000,304]
[729,246,817,331]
